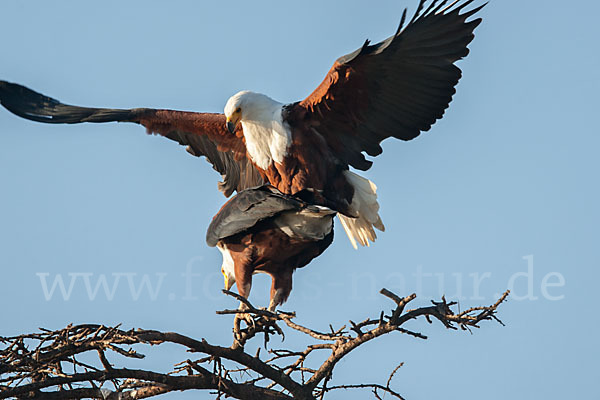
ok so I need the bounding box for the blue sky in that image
[1,1,598,399]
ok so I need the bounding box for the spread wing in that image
[287,0,485,170]
[0,81,264,196]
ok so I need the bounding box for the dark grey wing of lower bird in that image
[206,187,303,247]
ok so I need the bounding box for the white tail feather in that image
[339,171,385,249]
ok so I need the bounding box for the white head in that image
[217,244,236,290]
[224,91,281,133]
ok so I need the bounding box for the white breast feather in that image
[241,101,291,169]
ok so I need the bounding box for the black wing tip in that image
[395,9,409,36]
[0,80,138,124]
[335,0,485,65]
[0,81,66,122]
[406,0,487,26]
[0,80,18,91]
[0,81,60,123]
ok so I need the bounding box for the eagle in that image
[207,185,334,310]
[0,0,483,250]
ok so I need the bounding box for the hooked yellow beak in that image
[226,109,241,134]
[226,120,236,134]
[223,273,234,291]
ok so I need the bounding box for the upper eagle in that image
[0,0,484,248]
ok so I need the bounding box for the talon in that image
[245,312,256,329]
[234,311,255,329]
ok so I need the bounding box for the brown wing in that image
[288,0,485,171]
[0,81,264,196]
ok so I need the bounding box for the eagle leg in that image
[267,295,280,312]
[268,268,293,312]
[234,279,255,329]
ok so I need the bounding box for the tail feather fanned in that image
[339,171,385,249]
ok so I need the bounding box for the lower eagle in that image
[206,186,334,310]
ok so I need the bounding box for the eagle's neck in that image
[241,97,291,170]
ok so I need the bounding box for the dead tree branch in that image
[0,289,509,399]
